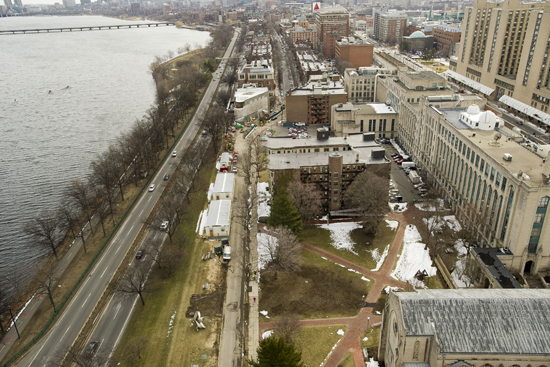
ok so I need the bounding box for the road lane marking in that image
[115,245,121,254]
[100,267,108,278]
[113,303,121,319]
[60,326,70,341]
[82,293,91,308]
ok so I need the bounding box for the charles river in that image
[0,16,211,291]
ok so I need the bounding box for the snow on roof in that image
[204,200,232,227]
[445,70,494,96]
[235,87,269,103]
[370,103,396,114]
[212,173,235,194]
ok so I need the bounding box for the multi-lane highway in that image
[15,29,240,367]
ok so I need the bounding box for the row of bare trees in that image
[3,27,231,331]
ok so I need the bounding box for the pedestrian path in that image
[257,212,410,367]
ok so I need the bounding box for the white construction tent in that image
[202,200,232,238]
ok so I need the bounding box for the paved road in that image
[15,29,240,367]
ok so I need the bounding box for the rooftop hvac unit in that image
[503,153,512,162]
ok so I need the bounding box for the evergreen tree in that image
[268,190,302,233]
[248,336,304,367]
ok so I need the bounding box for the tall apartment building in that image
[315,6,350,59]
[343,66,394,103]
[373,10,407,44]
[266,132,388,213]
[399,93,550,276]
[3,0,12,7]
[455,0,550,122]
[432,25,461,57]
[334,37,374,69]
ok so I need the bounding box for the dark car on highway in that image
[135,250,143,259]
[83,341,99,357]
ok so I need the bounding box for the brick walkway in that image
[258,211,409,367]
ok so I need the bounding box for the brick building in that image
[432,25,461,57]
[288,25,317,46]
[285,76,347,124]
[335,37,374,69]
[267,131,389,213]
[315,6,349,59]
[238,59,275,90]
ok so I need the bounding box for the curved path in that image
[258,212,409,367]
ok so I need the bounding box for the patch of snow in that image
[361,276,371,282]
[321,256,327,260]
[370,244,390,272]
[262,330,274,339]
[366,358,380,367]
[167,310,177,338]
[363,337,368,342]
[389,202,407,213]
[374,311,381,315]
[384,286,399,294]
[318,222,362,254]
[260,310,269,318]
[385,220,398,231]
[390,225,436,288]
[337,329,345,336]
[415,199,444,212]
[257,233,277,270]
[348,268,361,274]
[450,239,474,287]
[257,182,271,220]
[443,215,462,232]
[195,209,208,234]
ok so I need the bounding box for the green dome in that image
[409,31,427,38]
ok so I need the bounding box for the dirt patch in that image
[260,265,365,319]
[186,264,227,318]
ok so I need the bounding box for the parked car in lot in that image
[135,250,143,259]
[148,184,156,192]
[232,166,238,173]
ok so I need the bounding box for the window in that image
[475,155,480,168]
[539,196,549,208]
[485,163,490,176]
[490,167,495,181]
[495,172,501,187]
[501,176,507,191]
[480,159,485,173]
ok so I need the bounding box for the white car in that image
[160,221,169,230]
[148,184,155,192]
[172,151,177,157]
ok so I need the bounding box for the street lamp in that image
[1,308,20,339]
[367,316,370,330]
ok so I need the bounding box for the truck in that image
[402,161,416,169]
[223,245,231,262]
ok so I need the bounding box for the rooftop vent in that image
[503,153,512,162]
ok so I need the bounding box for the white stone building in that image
[231,85,269,122]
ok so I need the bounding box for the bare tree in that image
[24,209,63,258]
[35,268,59,313]
[49,342,111,367]
[67,179,96,234]
[420,200,445,253]
[163,245,185,276]
[124,337,150,363]
[343,171,389,235]
[0,285,13,333]
[263,226,302,279]
[273,314,302,344]
[215,89,232,108]
[287,181,322,222]
[57,201,79,242]
[118,264,150,306]
[5,270,26,304]
[203,106,233,155]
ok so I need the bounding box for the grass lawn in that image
[293,325,347,367]
[111,152,222,367]
[258,170,269,183]
[361,326,381,361]
[339,352,356,367]
[298,220,398,271]
[424,272,447,289]
[259,250,371,320]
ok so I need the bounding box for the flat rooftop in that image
[235,87,269,102]
[268,148,387,170]
[439,107,547,186]
[266,134,381,150]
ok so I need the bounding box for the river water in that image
[0,16,211,291]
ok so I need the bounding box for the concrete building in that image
[432,25,461,57]
[62,0,75,7]
[334,37,374,69]
[454,0,550,125]
[202,200,232,238]
[266,131,388,213]
[331,102,397,137]
[402,31,434,53]
[209,173,235,201]
[315,6,350,59]
[344,67,394,103]
[376,70,450,114]
[379,289,550,367]
[399,94,550,276]
[238,59,275,90]
[373,10,407,44]
[285,75,347,125]
[229,85,269,122]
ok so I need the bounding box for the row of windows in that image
[271,146,353,154]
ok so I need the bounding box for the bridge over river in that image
[0,22,176,34]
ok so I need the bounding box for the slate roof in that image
[396,289,550,355]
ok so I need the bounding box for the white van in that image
[223,245,231,262]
